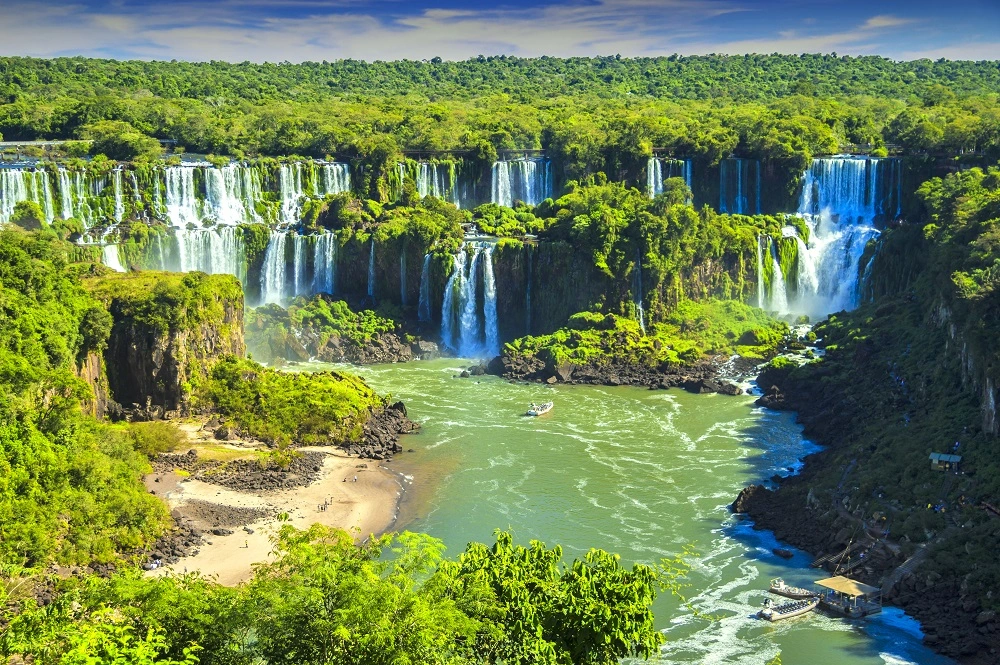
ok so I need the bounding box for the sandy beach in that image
[147,440,403,586]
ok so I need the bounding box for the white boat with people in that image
[526,401,554,416]
[757,596,819,622]
[768,578,818,600]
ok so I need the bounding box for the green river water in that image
[310,358,951,665]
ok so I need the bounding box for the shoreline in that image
[147,448,404,586]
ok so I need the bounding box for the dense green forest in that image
[1,55,999,193]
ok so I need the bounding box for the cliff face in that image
[86,272,245,417]
[75,351,112,419]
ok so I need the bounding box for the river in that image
[310,358,951,665]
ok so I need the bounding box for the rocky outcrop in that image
[488,352,744,396]
[90,273,245,419]
[74,351,112,419]
[346,402,419,460]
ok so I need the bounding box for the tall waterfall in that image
[492,158,552,207]
[418,253,432,322]
[174,226,242,276]
[102,245,126,272]
[279,163,304,226]
[719,158,760,215]
[647,158,693,198]
[414,162,459,206]
[367,240,376,299]
[292,235,308,297]
[634,252,646,334]
[441,243,500,357]
[319,163,351,196]
[756,236,766,309]
[164,167,201,228]
[260,231,288,304]
[768,240,788,314]
[0,168,56,225]
[112,169,124,223]
[313,232,336,294]
[789,157,897,317]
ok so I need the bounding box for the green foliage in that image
[84,120,163,161]
[127,421,186,457]
[0,229,169,568]
[507,300,786,369]
[10,200,45,230]
[193,355,383,446]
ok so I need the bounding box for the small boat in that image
[768,578,817,600]
[758,596,819,621]
[526,401,553,416]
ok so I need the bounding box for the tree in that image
[84,120,162,161]
[10,200,45,230]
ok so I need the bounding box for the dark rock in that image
[773,548,795,559]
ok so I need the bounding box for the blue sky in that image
[2,0,998,62]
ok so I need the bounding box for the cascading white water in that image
[112,169,124,222]
[293,235,308,296]
[164,167,201,228]
[418,253,432,322]
[58,169,74,220]
[204,164,253,226]
[790,157,895,317]
[175,226,242,276]
[0,169,29,223]
[482,247,499,356]
[441,243,500,357]
[719,158,760,214]
[313,232,336,294]
[260,231,288,304]
[768,239,788,314]
[440,250,466,352]
[756,235,766,309]
[414,162,459,206]
[102,244,126,272]
[279,163,304,226]
[318,163,351,196]
[367,240,376,299]
[648,158,693,199]
[491,158,552,207]
[634,252,646,334]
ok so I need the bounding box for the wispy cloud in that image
[0,0,995,62]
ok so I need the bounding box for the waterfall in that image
[260,231,288,305]
[768,239,788,314]
[175,226,242,276]
[756,235,765,309]
[859,240,880,304]
[164,167,201,228]
[648,158,693,199]
[367,240,376,299]
[418,253,432,322]
[400,250,407,306]
[319,163,350,195]
[790,157,893,317]
[58,169,74,220]
[647,158,662,198]
[112,169,124,222]
[414,162,459,206]
[634,252,646,334]
[719,158,760,214]
[491,158,551,207]
[102,245,126,272]
[0,169,28,223]
[279,163,304,226]
[441,243,500,357]
[204,164,252,226]
[440,250,465,352]
[313,232,336,294]
[482,247,499,356]
[293,234,308,296]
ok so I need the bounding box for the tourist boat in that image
[768,578,817,600]
[758,596,819,621]
[526,401,554,416]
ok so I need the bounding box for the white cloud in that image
[0,0,991,62]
